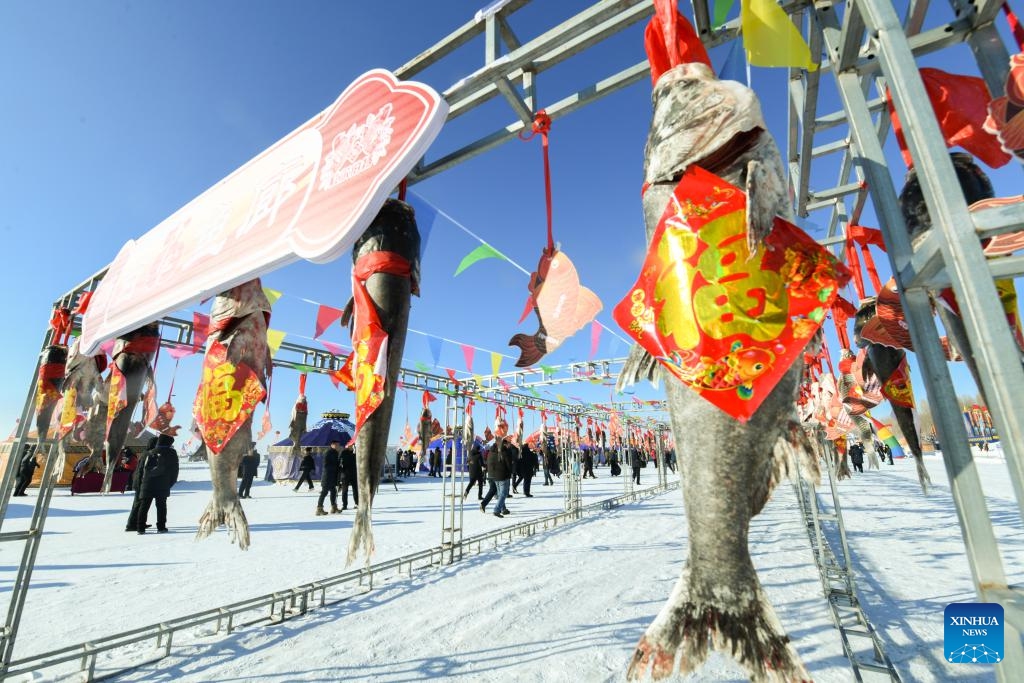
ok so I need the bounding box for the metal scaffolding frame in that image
[4,0,1024,677]
[786,0,1024,678]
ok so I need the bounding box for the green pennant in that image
[454,243,507,276]
[529,387,541,398]
[414,361,431,373]
[539,364,557,376]
[714,0,734,28]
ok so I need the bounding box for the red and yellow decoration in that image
[614,166,849,421]
[106,364,128,436]
[59,387,81,439]
[881,356,915,409]
[345,251,410,436]
[193,340,266,454]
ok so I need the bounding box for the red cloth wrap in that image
[122,335,160,355]
[39,362,67,380]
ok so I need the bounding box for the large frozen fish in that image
[347,199,420,565]
[103,323,159,493]
[620,10,815,680]
[194,280,270,549]
[287,393,308,461]
[59,338,106,474]
[509,248,602,367]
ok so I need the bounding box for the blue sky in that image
[1,0,1015,448]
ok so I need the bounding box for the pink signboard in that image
[81,69,447,355]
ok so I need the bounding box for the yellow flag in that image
[263,287,283,306]
[490,352,502,377]
[474,374,485,388]
[267,329,286,357]
[741,0,816,71]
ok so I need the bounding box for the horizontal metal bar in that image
[7,480,678,678]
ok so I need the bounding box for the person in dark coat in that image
[630,446,644,485]
[464,443,485,500]
[294,447,315,491]
[609,448,622,476]
[849,442,865,473]
[480,438,513,517]
[237,443,260,498]
[316,440,341,515]
[119,447,139,491]
[126,436,158,531]
[881,441,894,465]
[429,447,441,477]
[513,444,537,497]
[581,448,596,479]
[339,445,358,510]
[13,446,39,497]
[137,434,179,534]
[541,441,554,486]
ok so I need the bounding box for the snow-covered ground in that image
[3,449,1020,681]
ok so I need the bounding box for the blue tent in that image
[423,433,484,473]
[269,413,355,481]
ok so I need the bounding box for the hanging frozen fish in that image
[615,6,842,681]
[463,401,474,456]
[59,338,107,473]
[193,280,270,549]
[103,323,160,493]
[288,378,309,461]
[344,199,420,565]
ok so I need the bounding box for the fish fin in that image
[629,567,810,682]
[340,297,355,331]
[744,156,788,256]
[616,343,660,392]
[753,421,818,517]
[508,333,547,368]
[345,505,375,567]
[195,499,251,550]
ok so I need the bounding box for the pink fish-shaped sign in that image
[81,69,447,355]
[509,248,602,367]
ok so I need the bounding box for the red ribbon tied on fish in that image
[193,340,267,455]
[613,166,850,422]
[349,251,412,437]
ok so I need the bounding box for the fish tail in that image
[508,333,546,368]
[345,504,375,567]
[628,568,810,682]
[195,498,251,550]
[616,343,660,392]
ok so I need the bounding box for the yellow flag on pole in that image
[741,0,816,71]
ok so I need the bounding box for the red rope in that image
[519,110,555,252]
[398,179,408,202]
[1005,3,1024,50]
[166,358,179,403]
[844,232,867,301]
[821,337,836,378]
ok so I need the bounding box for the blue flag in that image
[719,38,747,85]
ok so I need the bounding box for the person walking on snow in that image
[316,440,342,515]
[238,442,260,499]
[294,447,315,491]
[339,446,358,510]
[137,433,179,534]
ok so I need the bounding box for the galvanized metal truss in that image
[5,0,1024,678]
[787,0,1024,678]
